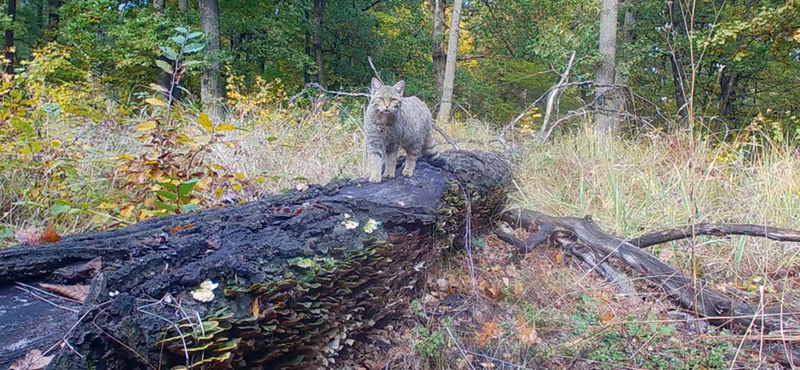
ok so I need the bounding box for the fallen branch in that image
[497,208,800,367]
[628,223,800,248]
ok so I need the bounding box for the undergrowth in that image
[3,44,800,370]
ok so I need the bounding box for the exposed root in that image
[495,207,800,368]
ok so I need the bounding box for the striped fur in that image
[364,78,445,183]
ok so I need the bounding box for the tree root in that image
[496,208,800,368]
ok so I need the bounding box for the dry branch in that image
[497,208,800,367]
[628,223,800,248]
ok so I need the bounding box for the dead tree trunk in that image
[0,151,511,370]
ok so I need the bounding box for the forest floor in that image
[3,98,800,369]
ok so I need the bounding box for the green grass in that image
[3,93,799,369]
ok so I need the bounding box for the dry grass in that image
[4,96,800,368]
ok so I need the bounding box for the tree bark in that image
[667,0,688,122]
[436,0,463,124]
[178,0,188,12]
[312,0,326,87]
[0,151,512,370]
[4,0,15,74]
[199,0,223,123]
[429,0,446,104]
[152,0,164,11]
[594,0,620,135]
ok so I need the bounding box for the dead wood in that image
[497,208,800,368]
[628,223,800,248]
[0,150,512,370]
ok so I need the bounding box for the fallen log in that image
[497,208,800,368]
[0,150,512,370]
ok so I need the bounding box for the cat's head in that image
[369,77,405,114]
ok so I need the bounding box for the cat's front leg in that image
[368,152,384,183]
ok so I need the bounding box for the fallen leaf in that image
[40,224,60,243]
[15,226,41,245]
[169,224,193,234]
[9,349,53,370]
[600,310,615,324]
[514,316,542,345]
[250,297,260,318]
[39,283,89,303]
[475,321,500,347]
[554,252,563,264]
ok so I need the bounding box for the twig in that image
[444,327,477,370]
[431,123,460,150]
[16,282,84,305]
[15,286,80,313]
[306,83,370,98]
[628,223,800,248]
[367,56,383,84]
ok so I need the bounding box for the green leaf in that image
[159,46,177,61]
[51,203,71,214]
[0,226,13,238]
[175,26,188,34]
[154,181,178,191]
[155,200,179,212]
[154,190,178,201]
[180,204,198,212]
[187,31,203,39]
[266,136,278,142]
[155,60,174,74]
[171,35,187,44]
[182,43,206,54]
[178,178,199,197]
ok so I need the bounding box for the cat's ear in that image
[370,77,383,91]
[393,80,405,95]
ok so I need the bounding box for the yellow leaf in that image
[145,98,166,107]
[600,310,615,324]
[98,202,117,209]
[231,183,242,192]
[198,113,213,133]
[214,123,236,132]
[50,140,62,147]
[215,187,223,199]
[234,173,244,179]
[120,205,134,218]
[136,122,157,131]
[114,154,134,161]
[555,252,563,264]
[207,164,223,171]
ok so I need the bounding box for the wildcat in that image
[364,77,445,183]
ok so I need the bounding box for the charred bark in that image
[0,150,511,370]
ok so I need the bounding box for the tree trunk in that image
[667,0,688,122]
[199,0,223,123]
[436,0,463,124]
[178,0,188,12]
[152,0,164,11]
[0,151,512,370]
[312,0,325,87]
[47,0,60,38]
[616,4,636,86]
[594,0,620,135]
[429,0,446,104]
[4,0,15,74]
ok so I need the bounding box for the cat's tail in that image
[422,133,447,168]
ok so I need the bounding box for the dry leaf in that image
[15,226,41,245]
[514,316,542,345]
[9,349,53,370]
[39,283,89,303]
[554,252,563,264]
[40,224,61,243]
[250,298,260,318]
[169,224,193,234]
[599,310,616,324]
[475,321,500,347]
